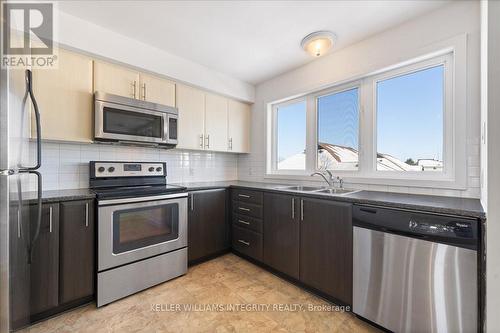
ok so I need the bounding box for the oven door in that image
[98,193,187,271]
[95,100,168,144]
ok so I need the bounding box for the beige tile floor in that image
[21,254,380,333]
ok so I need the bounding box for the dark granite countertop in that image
[174,180,485,219]
[22,188,95,204]
[22,181,484,219]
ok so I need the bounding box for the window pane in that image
[276,100,306,170]
[377,65,444,172]
[317,88,359,170]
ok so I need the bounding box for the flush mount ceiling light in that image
[301,31,336,57]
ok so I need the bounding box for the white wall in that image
[239,1,481,198]
[484,0,500,331]
[55,10,255,103]
[27,142,238,192]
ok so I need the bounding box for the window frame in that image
[266,42,466,190]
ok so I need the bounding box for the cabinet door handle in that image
[238,207,250,212]
[142,83,146,100]
[228,138,233,150]
[205,134,210,149]
[238,194,250,198]
[291,198,295,220]
[132,81,137,98]
[85,203,89,227]
[238,239,250,246]
[190,194,194,211]
[300,199,304,221]
[49,206,53,233]
[199,134,204,148]
[238,219,250,225]
[17,208,21,238]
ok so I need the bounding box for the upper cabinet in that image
[31,49,93,143]
[205,93,228,152]
[176,84,205,150]
[31,49,249,152]
[138,73,175,106]
[228,100,251,153]
[93,61,175,107]
[176,85,251,153]
[93,61,139,99]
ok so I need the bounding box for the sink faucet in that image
[311,171,344,189]
[310,170,335,187]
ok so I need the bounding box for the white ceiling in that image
[59,0,450,85]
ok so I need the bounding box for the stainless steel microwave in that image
[94,92,178,147]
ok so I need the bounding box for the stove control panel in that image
[92,162,165,178]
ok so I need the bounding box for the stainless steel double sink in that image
[273,185,357,196]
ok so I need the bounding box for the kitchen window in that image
[267,50,465,188]
[271,99,307,172]
[317,87,360,171]
[376,65,444,172]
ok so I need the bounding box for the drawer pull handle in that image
[238,239,250,246]
[238,207,250,212]
[49,206,53,233]
[85,203,89,227]
[238,194,250,198]
[238,219,250,225]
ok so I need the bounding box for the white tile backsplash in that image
[29,142,238,191]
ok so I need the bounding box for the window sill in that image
[263,173,467,191]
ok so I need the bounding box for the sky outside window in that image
[276,100,306,170]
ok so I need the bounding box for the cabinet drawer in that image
[232,214,263,234]
[233,201,263,219]
[232,226,262,261]
[231,189,263,205]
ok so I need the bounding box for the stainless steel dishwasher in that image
[353,205,478,333]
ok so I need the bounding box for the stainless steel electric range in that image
[89,161,188,307]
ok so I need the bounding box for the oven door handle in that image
[98,192,188,206]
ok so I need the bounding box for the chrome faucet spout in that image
[310,172,333,187]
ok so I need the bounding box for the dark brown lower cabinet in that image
[9,203,31,330]
[263,193,299,279]
[29,203,60,317]
[188,189,229,263]
[59,200,95,304]
[10,199,96,326]
[299,198,353,304]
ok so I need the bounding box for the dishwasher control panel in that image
[353,205,478,250]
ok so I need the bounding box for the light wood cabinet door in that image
[31,49,93,142]
[176,84,205,150]
[93,61,139,99]
[205,93,228,152]
[139,73,175,106]
[228,100,251,153]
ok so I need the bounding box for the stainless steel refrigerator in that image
[0,65,43,332]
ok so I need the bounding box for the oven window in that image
[112,203,179,254]
[103,107,163,138]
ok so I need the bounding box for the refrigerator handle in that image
[19,69,41,172]
[27,171,42,264]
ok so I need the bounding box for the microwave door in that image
[95,101,167,144]
[165,114,178,145]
